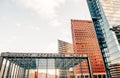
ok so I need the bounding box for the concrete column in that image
[1,59,7,78]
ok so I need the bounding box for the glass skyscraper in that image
[87,0,120,77]
[100,0,120,64]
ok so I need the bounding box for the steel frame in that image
[0,52,93,78]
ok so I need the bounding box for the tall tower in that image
[87,0,120,77]
[71,20,106,77]
[58,40,73,54]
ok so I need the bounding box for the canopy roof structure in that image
[0,52,93,78]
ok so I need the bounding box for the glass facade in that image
[100,0,120,64]
[87,0,120,77]
[0,53,93,78]
[71,20,106,77]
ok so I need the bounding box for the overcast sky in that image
[0,0,91,53]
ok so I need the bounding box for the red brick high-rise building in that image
[71,20,106,77]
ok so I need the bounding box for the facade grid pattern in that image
[71,20,106,77]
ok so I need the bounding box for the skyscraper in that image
[87,0,120,77]
[58,40,73,54]
[71,20,106,77]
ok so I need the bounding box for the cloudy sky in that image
[0,0,91,53]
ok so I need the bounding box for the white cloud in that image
[16,23,21,27]
[0,16,7,21]
[30,26,40,31]
[16,0,65,19]
[49,19,62,27]
[16,23,41,31]
[5,36,17,43]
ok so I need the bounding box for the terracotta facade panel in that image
[71,20,105,74]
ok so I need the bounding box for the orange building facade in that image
[58,40,73,54]
[71,20,106,77]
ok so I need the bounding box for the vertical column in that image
[20,68,24,78]
[61,59,65,77]
[101,75,103,78]
[14,65,19,78]
[17,67,20,78]
[97,75,99,78]
[13,64,17,78]
[10,63,15,78]
[79,59,83,78]
[55,58,57,78]
[4,60,10,78]
[16,66,20,78]
[87,57,93,78]
[72,59,75,78]
[27,59,30,78]
[0,57,3,71]
[23,69,26,78]
[17,58,21,78]
[18,67,22,78]
[37,59,39,78]
[6,61,11,78]
[12,64,17,78]
[46,59,48,78]
[22,68,24,78]
[13,64,16,78]
[1,59,7,78]
[27,69,29,78]
[8,62,14,78]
